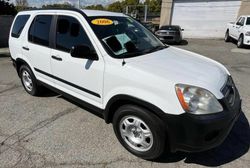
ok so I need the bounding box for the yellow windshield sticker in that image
[91,18,113,26]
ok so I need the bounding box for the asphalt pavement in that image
[0,39,249,168]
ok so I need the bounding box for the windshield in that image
[247,17,250,25]
[89,16,167,58]
[160,25,180,30]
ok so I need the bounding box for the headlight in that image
[246,32,250,36]
[175,84,223,115]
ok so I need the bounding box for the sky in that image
[9,0,118,7]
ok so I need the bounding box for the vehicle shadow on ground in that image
[0,54,10,58]
[230,40,250,49]
[166,40,189,46]
[156,112,250,167]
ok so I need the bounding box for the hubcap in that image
[119,116,153,152]
[22,70,33,91]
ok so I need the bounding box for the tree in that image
[84,4,105,10]
[0,0,17,15]
[15,0,28,11]
[42,2,74,9]
[107,1,123,12]
[144,0,162,13]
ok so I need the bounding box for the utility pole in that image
[78,0,80,9]
[144,5,148,22]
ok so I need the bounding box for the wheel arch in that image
[15,58,30,76]
[104,94,167,124]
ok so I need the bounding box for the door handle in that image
[51,55,62,61]
[22,46,29,51]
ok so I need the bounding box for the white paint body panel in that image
[9,10,230,115]
[227,15,250,45]
[171,0,241,38]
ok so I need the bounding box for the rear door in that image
[50,14,104,105]
[22,13,54,85]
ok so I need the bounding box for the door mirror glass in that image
[70,45,98,60]
[236,22,241,26]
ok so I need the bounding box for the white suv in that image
[9,9,242,160]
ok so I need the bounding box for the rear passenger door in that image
[50,15,104,105]
[23,14,54,85]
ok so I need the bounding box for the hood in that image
[126,47,229,98]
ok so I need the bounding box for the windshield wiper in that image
[143,45,168,54]
[118,45,168,59]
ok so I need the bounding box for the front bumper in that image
[243,35,250,45]
[162,84,241,153]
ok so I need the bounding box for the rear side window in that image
[11,15,30,38]
[28,15,52,47]
[56,15,94,53]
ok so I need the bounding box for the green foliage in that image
[107,0,162,13]
[42,2,74,9]
[84,4,105,11]
[107,1,123,12]
[15,0,29,12]
[144,0,162,13]
[0,0,17,15]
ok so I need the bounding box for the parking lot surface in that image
[0,39,249,168]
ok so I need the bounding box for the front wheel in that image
[112,105,167,160]
[224,30,231,42]
[237,35,244,48]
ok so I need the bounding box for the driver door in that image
[232,17,242,38]
[50,15,104,105]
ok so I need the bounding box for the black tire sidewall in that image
[237,35,244,48]
[112,105,166,160]
[20,65,38,96]
[225,30,230,42]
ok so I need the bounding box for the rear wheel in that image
[20,65,43,96]
[112,105,167,160]
[237,35,244,48]
[224,30,231,42]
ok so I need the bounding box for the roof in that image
[81,9,125,17]
[18,8,126,17]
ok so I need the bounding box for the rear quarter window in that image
[11,15,30,38]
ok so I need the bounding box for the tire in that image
[224,30,231,42]
[19,65,43,96]
[112,104,167,160]
[237,34,244,48]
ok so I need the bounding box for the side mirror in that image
[236,22,241,26]
[181,29,184,31]
[70,45,98,60]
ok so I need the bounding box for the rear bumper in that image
[162,86,241,153]
[157,35,182,43]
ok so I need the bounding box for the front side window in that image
[11,15,30,38]
[28,15,52,47]
[240,17,245,26]
[89,16,166,58]
[246,17,250,25]
[56,15,94,53]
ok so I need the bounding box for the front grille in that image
[221,76,236,106]
[164,36,174,40]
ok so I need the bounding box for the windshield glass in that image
[89,16,166,58]
[160,25,180,30]
[246,17,250,25]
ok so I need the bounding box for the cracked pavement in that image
[0,39,249,168]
